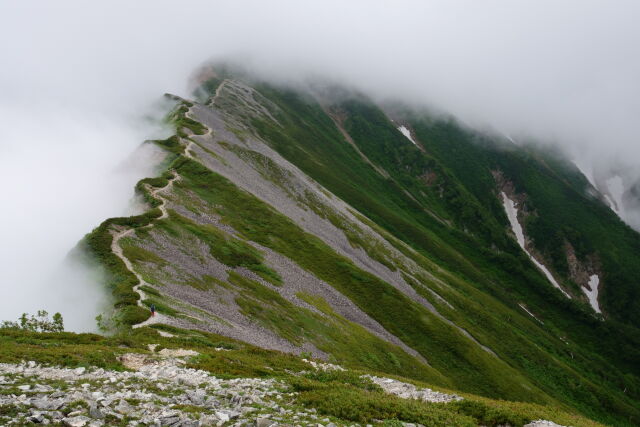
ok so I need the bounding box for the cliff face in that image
[83,71,640,425]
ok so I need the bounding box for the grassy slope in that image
[170,157,544,401]
[0,327,605,427]
[406,117,640,376]
[408,117,640,327]
[66,78,640,425]
[122,206,443,383]
[231,84,640,425]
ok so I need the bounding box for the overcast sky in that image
[1,1,639,329]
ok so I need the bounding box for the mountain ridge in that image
[70,68,640,425]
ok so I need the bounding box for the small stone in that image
[32,398,65,410]
[200,415,219,425]
[187,389,206,405]
[34,383,53,392]
[159,415,181,426]
[215,411,230,422]
[63,416,90,427]
[89,403,104,419]
[255,417,276,427]
[50,411,64,420]
[18,384,31,391]
[74,367,86,375]
[27,413,45,424]
[114,399,133,415]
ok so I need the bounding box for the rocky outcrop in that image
[363,375,462,403]
[0,353,325,426]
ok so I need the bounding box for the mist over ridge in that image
[1,0,640,328]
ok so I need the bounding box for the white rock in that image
[524,421,567,427]
[63,416,91,427]
[215,411,230,422]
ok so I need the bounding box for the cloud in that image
[1,0,639,328]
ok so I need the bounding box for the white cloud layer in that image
[1,0,639,329]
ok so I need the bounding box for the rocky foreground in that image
[0,347,565,427]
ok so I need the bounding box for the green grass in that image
[0,327,604,426]
[76,160,177,328]
[154,211,282,286]
[220,81,640,424]
[292,370,603,427]
[169,102,208,137]
[142,298,178,316]
[74,73,640,425]
[171,156,553,402]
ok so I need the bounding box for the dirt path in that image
[214,79,228,100]
[110,173,180,329]
[109,93,215,331]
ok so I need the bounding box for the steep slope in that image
[81,70,640,426]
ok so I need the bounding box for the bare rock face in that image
[564,241,601,288]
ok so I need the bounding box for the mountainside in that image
[70,67,640,426]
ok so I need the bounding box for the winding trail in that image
[110,172,180,329]
[109,93,215,330]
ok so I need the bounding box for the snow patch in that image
[397,125,418,146]
[572,159,597,189]
[603,194,618,214]
[582,274,601,314]
[518,303,543,324]
[501,192,571,299]
[605,175,625,215]
[503,133,516,144]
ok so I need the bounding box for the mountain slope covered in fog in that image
[80,68,640,426]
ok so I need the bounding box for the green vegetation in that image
[0,327,604,427]
[142,297,178,316]
[66,73,640,425]
[292,368,601,427]
[151,135,185,155]
[1,310,64,333]
[77,167,174,328]
[154,211,282,286]
[194,76,224,103]
[216,81,640,424]
[170,102,208,137]
[171,157,551,402]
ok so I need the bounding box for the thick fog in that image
[1,1,639,330]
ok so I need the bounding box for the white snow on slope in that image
[572,159,597,189]
[518,303,544,324]
[572,160,624,219]
[582,274,601,314]
[398,125,418,146]
[605,175,625,215]
[501,192,572,299]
